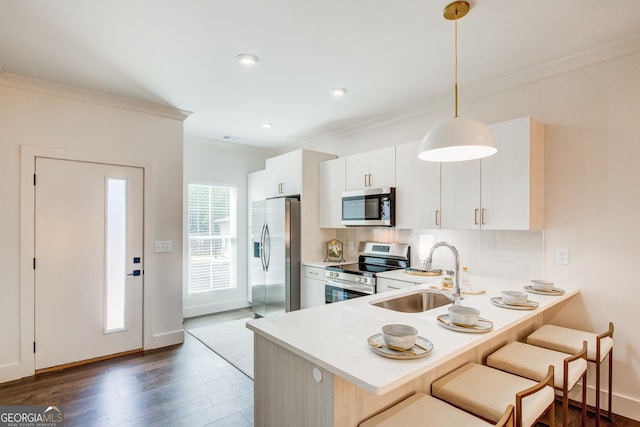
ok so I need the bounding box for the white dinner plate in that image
[436,315,493,333]
[523,285,565,296]
[367,333,433,360]
[491,297,539,310]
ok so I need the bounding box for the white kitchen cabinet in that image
[395,140,441,229]
[265,150,302,197]
[248,169,267,203]
[440,116,543,230]
[345,146,396,191]
[301,265,326,308]
[440,159,481,229]
[319,157,345,228]
[377,277,416,293]
[481,116,544,230]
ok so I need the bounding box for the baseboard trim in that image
[35,348,143,375]
[569,383,640,422]
[148,329,184,350]
[183,300,250,319]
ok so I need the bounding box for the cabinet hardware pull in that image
[474,208,479,225]
[435,210,440,226]
[389,285,401,289]
[364,174,367,187]
[368,174,372,187]
[481,208,486,225]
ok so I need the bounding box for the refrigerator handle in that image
[260,223,267,271]
[264,223,271,272]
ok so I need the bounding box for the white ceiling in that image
[1,0,640,150]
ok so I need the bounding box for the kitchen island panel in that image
[254,334,334,427]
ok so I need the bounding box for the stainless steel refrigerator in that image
[249,197,300,317]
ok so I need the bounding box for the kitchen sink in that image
[370,289,453,313]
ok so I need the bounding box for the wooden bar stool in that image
[359,393,515,427]
[431,362,555,427]
[487,341,588,426]
[526,322,614,425]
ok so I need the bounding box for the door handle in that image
[481,208,486,225]
[264,223,271,271]
[474,208,479,225]
[127,270,141,277]
[260,223,267,271]
[435,210,440,226]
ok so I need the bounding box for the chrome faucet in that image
[423,242,462,306]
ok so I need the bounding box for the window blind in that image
[187,184,237,294]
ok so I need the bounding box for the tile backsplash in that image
[335,228,543,281]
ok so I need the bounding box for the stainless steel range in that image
[324,242,410,303]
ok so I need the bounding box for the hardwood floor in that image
[1,307,638,427]
[0,333,254,426]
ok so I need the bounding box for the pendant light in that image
[418,1,497,162]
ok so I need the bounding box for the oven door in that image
[324,278,373,303]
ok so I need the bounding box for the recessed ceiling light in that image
[329,87,348,97]
[236,53,259,67]
[261,122,274,129]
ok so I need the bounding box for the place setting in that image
[524,279,566,296]
[437,306,493,333]
[491,290,539,310]
[367,324,433,360]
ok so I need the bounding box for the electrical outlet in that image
[349,241,354,251]
[155,241,172,253]
[555,248,569,265]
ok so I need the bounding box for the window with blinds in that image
[187,184,237,294]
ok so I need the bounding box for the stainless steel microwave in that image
[341,187,395,227]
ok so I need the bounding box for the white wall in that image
[182,136,275,317]
[309,52,640,420]
[0,74,187,382]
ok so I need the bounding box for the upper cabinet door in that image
[319,157,345,228]
[395,141,440,229]
[345,146,395,191]
[266,150,302,198]
[481,117,544,230]
[441,159,481,230]
[367,146,396,189]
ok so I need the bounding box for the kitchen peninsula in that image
[247,276,578,427]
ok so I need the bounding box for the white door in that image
[34,158,144,370]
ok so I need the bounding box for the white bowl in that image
[531,279,554,291]
[448,306,480,326]
[382,324,418,350]
[501,290,528,305]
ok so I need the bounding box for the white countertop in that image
[247,276,578,395]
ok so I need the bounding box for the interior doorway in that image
[34,157,144,371]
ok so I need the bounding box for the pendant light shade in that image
[418,1,497,162]
[418,116,497,162]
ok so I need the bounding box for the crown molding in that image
[301,36,640,148]
[0,73,191,121]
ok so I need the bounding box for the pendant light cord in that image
[454,8,459,118]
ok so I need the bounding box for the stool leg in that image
[562,359,569,427]
[595,359,600,427]
[581,369,587,427]
[607,348,613,420]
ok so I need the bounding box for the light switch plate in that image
[555,248,569,265]
[155,241,172,253]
